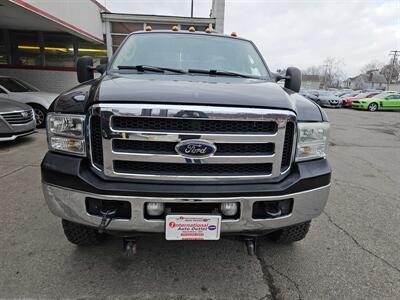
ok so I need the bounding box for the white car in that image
[0,76,58,127]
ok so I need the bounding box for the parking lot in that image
[0,108,399,299]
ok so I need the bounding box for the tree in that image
[381,57,400,85]
[303,65,322,76]
[360,60,384,74]
[322,57,346,88]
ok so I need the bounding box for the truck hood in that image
[52,74,326,121]
[95,74,295,111]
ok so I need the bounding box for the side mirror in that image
[77,56,94,83]
[284,67,301,92]
[97,56,109,74]
[96,64,107,75]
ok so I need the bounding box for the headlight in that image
[296,122,329,162]
[46,113,86,156]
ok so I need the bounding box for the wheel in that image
[269,221,311,243]
[368,102,378,112]
[30,104,47,128]
[62,219,104,246]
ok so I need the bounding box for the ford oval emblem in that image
[175,139,217,159]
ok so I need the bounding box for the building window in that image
[11,31,41,66]
[77,38,107,65]
[43,33,75,67]
[0,31,8,64]
[6,30,106,69]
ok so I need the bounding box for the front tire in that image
[368,102,378,112]
[269,221,311,243]
[30,104,47,128]
[62,220,104,246]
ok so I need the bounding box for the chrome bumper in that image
[42,183,330,233]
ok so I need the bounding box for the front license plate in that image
[165,215,221,241]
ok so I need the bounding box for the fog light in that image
[220,202,238,216]
[146,202,165,216]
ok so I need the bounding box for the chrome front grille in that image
[112,140,275,156]
[89,104,296,182]
[0,110,34,125]
[112,116,278,133]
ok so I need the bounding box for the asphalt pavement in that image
[0,109,399,299]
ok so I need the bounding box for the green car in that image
[352,93,400,111]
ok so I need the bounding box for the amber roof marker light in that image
[188,26,196,32]
[231,32,237,37]
[172,25,179,31]
[145,25,152,31]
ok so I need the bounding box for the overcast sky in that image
[97,0,400,77]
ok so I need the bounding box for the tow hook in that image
[123,238,137,257]
[97,209,117,234]
[244,238,256,256]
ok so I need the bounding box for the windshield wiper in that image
[188,69,259,79]
[117,65,186,74]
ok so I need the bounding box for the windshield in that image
[355,92,370,98]
[0,78,38,92]
[344,92,359,97]
[110,33,270,78]
[371,93,387,98]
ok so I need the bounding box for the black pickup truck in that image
[41,29,331,255]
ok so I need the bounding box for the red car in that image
[342,91,381,107]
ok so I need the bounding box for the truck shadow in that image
[64,235,270,298]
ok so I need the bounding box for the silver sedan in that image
[0,97,36,141]
[314,91,343,108]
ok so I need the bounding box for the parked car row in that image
[1,73,399,143]
[300,90,342,108]
[300,88,400,111]
[352,93,400,111]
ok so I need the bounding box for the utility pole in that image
[388,50,399,90]
[191,0,194,17]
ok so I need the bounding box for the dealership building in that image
[0,0,225,92]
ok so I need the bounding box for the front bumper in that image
[41,152,331,234]
[0,117,36,141]
[321,101,342,108]
[351,103,367,109]
[43,183,330,234]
